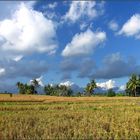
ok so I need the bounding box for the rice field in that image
[0,94,140,139]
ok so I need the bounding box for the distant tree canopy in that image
[106,89,116,97]
[44,84,73,96]
[15,75,140,97]
[16,79,39,94]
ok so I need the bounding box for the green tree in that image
[106,89,116,97]
[85,80,97,96]
[16,82,25,94]
[26,85,35,94]
[16,81,38,95]
[44,84,54,95]
[31,79,39,94]
[58,85,73,96]
[44,84,73,96]
[126,74,140,97]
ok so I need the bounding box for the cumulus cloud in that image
[0,68,5,76]
[97,80,115,90]
[48,2,57,9]
[59,81,84,93]
[60,59,78,72]
[60,52,140,80]
[95,80,126,93]
[30,76,44,87]
[78,58,96,78]
[61,73,72,80]
[60,58,96,80]
[13,55,23,62]
[119,85,126,91]
[63,1,97,23]
[118,14,140,38]
[91,52,140,79]
[0,3,57,59]
[59,81,74,87]
[0,59,48,80]
[60,59,78,80]
[80,23,89,31]
[108,20,119,31]
[0,1,21,20]
[62,29,106,57]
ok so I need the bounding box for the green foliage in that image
[16,80,39,94]
[85,79,97,96]
[106,89,116,97]
[126,74,140,96]
[44,84,73,96]
[44,84,54,95]
[76,92,83,97]
[116,93,125,96]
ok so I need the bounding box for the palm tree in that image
[16,82,21,88]
[126,74,139,97]
[16,82,25,94]
[44,84,53,95]
[85,80,97,96]
[31,79,39,94]
[58,85,73,96]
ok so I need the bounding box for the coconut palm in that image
[44,84,54,95]
[85,80,97,96]
[126,74,139,96]
[16,82,25,94]
[31,79,39,94]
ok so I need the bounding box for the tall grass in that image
[0,95,140,139]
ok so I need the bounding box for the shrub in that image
[116,93,125,96]
[106,89,116,97]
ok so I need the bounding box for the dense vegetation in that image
[15,74,140,97]
[16,79,39,94]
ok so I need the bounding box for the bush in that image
[106,89,116,97]
[116,93,125,96]
[76,92,82,97]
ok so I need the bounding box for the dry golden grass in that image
[0,94,138,102]
[1,94,140,139]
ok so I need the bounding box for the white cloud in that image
[108,20,118,31]
[30,76,44,87]
[97,80,115,90]
[118,14,140,37]
[36,76,44,87]
[62,29,106,57]
[13,55,23,62]
[0,1,20,20]
[80,23,88,31]
[0,68,5,76]
[103,52,122,64]
[64,1,97,23]
[0,1,36,20]
[119,85,126,91]
[48,2,57,9]
[0,3,57,57]
[59,81,74,87]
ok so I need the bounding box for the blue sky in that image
[0,1,140,92]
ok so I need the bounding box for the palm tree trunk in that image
[135,89,137,97]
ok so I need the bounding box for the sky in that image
[0,0,140,92]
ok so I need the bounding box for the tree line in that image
[16,74,140,97]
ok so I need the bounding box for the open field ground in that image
[0,95,140,139]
